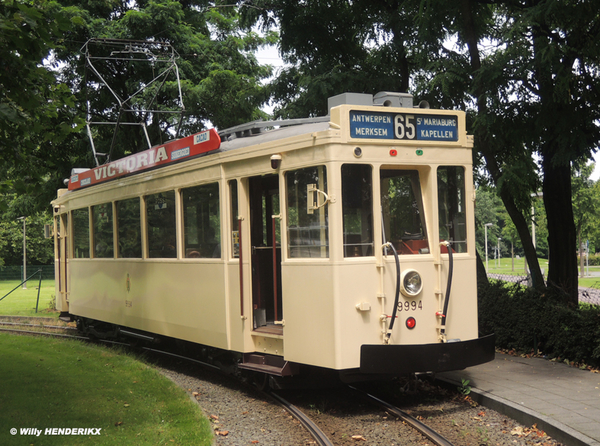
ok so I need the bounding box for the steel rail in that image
[349,386,455,446]
[0,321,77,331]
[0,327,88,340]
[269,392,334,446]
[140,347,221,372]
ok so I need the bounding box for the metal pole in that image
[18,217,27,289]
[23,218,26,289]
[484,223,493,270]
[35,269,42,313]
[497,238,502,269]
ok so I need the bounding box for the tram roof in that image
[219,119,331,152]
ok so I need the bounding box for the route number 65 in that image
[394,114,416,140]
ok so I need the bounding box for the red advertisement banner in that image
[68,128,221,191]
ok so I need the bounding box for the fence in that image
[0,265,55,281]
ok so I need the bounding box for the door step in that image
[238,353,299,376]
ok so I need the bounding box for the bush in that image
[578,253,600,266]
[478,281,600,366]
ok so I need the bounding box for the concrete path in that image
[438,353,600,446]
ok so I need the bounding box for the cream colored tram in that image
[52,92,494,380]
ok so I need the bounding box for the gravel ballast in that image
[156,359,565,446]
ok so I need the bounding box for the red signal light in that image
[406,317,416,329]
[390,149,398,156]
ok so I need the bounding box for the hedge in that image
[478,281,600,367]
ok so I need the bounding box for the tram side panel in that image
[437,256,479,340]
[68,260,229,349]
[281,263,336,369]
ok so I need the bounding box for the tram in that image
[52,91,494,381]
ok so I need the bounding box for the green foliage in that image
[580,254,600,267]
[479,281,600,366]
[1,0,274,213]
[0,212,53,266]
[0,0,83,206]
[572,164,600,260]
[458,379,471,396]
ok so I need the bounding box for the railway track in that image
[270,388,457,446]
[0,317,82,338]
[269,386,458,446]
[349,386,455,446]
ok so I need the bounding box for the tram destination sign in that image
[68,128,221,191]
[350,110,458,142]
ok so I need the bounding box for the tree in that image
[0,0,82,208]
[244,0,430,118]
[499,0,600,303]
[0,206,54,266]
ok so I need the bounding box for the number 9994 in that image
[398,300,423,312]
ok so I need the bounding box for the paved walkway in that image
[438,353,600,446]
[487,274,600,305]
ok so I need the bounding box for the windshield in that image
[380,169,429,255]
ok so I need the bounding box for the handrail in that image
[238,217,244,318]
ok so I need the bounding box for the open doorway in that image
[248,174,282,331]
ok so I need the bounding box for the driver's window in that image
[380,169,429,255]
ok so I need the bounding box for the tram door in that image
[248,175,283,330]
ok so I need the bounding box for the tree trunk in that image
[543,159,579,304]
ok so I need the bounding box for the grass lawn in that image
[0,279,58,317]
[0,334,213,446]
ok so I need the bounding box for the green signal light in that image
[416,149,423,156]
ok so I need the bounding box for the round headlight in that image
[401,269,423,297]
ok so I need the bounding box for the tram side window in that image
[117,198,142,258]
[92,203,114,258]
[146,191,177,258]
[438,166,467,253]
[286,166,329,258]
[342,164,373,257]
[182,183,221,258]
[380,169,429,255]
[72,208,90,258]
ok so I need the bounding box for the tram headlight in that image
[400,269,423,297]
